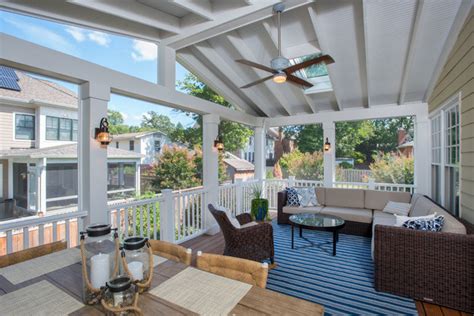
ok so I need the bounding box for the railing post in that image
[368,178,376,190]
[160,189,175,242]
[235,179,243,214]
[288,176,295,187]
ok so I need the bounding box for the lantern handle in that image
[121,241,154,292]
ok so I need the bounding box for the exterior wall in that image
[243,135,274,162]
[0,104,35,150]
[37,105,77,148]
[428,10,474,223]
[113,133,172,165]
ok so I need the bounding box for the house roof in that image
[223,152,254,172]
[397,141,414,149]
[0,68,77,107]
[0,144,142,159]
[112,131,166,141]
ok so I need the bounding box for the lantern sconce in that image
[324,137,331,152]
[95,117,112,145]
[214,136,224,151]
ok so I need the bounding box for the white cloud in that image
[120,112,128,120]
[65,26,85,42]
[131,39,157,62]
[87,31,111,47]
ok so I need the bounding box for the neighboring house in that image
[0,66,142,216]
[241,127,278,166]
[223,152,255,182]
[396,128,414,158]
[111,131,172,165]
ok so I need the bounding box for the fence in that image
[337,169,373,182]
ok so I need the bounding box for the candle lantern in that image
[121,237,153,293]
[80,224,120,305]
[101,275,142,316]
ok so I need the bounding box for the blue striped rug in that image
[266,222,417,315]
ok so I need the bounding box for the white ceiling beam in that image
[307,5,342,111]
[168,0,214,21]
[398,0,423,105]
[177,49,260,116]
[226,32,294,116]
[265,102,428,127]
[191,43,274,117]
[162,0,313,50]
[0,33,258,126]
[260,21,316,113]
[424,0,472,102]
[67,0,181,34]
[361,0,371,108]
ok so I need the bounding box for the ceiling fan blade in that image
[286,74,313,88]
[284,54,335,74]
[235,59,276,74]
[240,75,274,88]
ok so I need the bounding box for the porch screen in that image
[46,163,78,209]
[107,163,136,200]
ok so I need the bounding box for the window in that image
[154,140,161,152]
[15,114,35,140]
[116,142,119,149]
[129,140,135,151]
[46,116,78,141]
[430,94,460,216]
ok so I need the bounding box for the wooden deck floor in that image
[181,215,471,316]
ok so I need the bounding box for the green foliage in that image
[280,149,324,180]
[151,145,201,191]
[140,111,176,136]
[369,153,414,184]
[250,184,264,200]
[336,121,374,163]
[338,161,353,169]
[108,110,135,135]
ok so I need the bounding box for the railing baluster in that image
[153,202,158,240]
[23,227,29,251]
[124,207,130,237]
[132,206,137,236]
[140,205,144,237]
[146,204,151,239]
[6,230,13,254]
[52,221,58,242]
[65,219,71,248]
[39,224,45,245]
[117,209,122,238]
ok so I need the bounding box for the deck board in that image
[182,214,470,316]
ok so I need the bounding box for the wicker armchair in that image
[208,204,274,264]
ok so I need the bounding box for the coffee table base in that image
[291,224,340,256]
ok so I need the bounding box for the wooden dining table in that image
[0,253,324,315]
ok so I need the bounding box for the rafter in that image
[162,0,313,50]
[68,0,180,34]
[398,0,423,105]
[191,42,274,117]
[169,0,214,21]
[361,0,371,108]
[307,5,342,111]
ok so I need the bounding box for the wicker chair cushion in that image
[214,205,241,228]
[365,190,411,211]
[325,188,365,209]
[283,206,323,214]
[382,201,411,216]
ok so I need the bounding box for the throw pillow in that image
[285,187,300,206]
[383,201,411,216]
[394,213,437,227]
[214,205,241,229]
[295,187,319,207]
[402,215,445,232]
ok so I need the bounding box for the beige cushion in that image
[409,196,437,217]
[382,201,411,216]
[364,190,411,211]
[320,206,372,223]
[315,188,325,206]
[325,188,365,209]
[410,193,423,207]
[435,208,466,234]
[283,206,323,214]
[240,222,259,229]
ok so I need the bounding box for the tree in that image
[335,120,374,163]
[294,124,323,153]
[177,73,253,151]
[141,111,176,136]
[369,152,414,184]
[279,149,324,180]
[107,110,131,134]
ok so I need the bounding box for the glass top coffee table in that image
[289,213,345,256]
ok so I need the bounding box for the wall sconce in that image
[95,117,112,145]
[324,137,331,152]
[214,136,224,151]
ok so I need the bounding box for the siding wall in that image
[428,9,474,223]
[0,104,35,150]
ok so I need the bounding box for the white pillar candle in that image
[128,261,144,281]
[90,253,110,289]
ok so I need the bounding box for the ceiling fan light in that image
[273,72,287,84]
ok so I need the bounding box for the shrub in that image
[369,153,414,184]
[280,150,324,180]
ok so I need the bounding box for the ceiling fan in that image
[236,3,334,89]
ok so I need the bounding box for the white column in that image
[160,189,175,242]
[323,121,336,188]
[38,158,47,214]
[135,161,141,196]
[158,45,176,89]
[414,111,430,196]
[79,82,110,225]
[254,126,266,180]
[202,114,220,234]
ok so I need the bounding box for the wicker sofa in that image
[277,187,474,313]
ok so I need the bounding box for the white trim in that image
[12,111,36,141]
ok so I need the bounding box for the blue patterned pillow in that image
[285,187,300,206]
[402,215,445,232]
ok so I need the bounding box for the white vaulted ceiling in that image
[1,0,471,118]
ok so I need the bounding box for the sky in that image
[0,10,195,127]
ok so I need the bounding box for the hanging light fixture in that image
[95,117,112,145]
[324,137,331,152]
[272,71,287,84]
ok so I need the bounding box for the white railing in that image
[172,187,207,244]
[0,211,87,255]
[333,180,415,193]
[108,197,163,241]
[337,169,373,182]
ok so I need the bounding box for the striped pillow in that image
[383,201,411,216]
